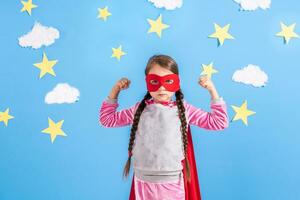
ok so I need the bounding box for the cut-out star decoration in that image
[201,62,218,78]
[276,22,299,44]
[111,45,126,61]
[97,6,111,21]
[147,14,170,38]
[209,23,234,46]
[231,100,255,126]
[33,52,58,79]
[21,0,37,16]
[42,118,67,143]
[0,108,14,127]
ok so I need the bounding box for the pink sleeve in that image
[184,100,229,130]
[99,100,140,128]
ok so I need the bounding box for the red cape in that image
[129,126,202,200]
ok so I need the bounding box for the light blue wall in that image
[0,0,299,199]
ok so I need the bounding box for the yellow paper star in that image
[231,100,255,126]
[42,118,67,143]
[111,45,126,61]
[21,0,37,16]
[33,52,58,79]
[147,14,170,38]
[276,22,299,44]
[209,23,234,46]
[0,108,14,126]
[201,62,218,78]
[97,6,111,21]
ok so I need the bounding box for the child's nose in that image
[158,85,166,91]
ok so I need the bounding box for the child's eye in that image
[165,79,174,84]
[150,80,159,85]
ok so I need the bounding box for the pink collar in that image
[145,99,177,107]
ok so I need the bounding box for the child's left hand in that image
[198,75,215,91]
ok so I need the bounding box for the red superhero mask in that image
[145,74,180,92]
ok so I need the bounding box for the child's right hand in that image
[108,78,131,99]
[113,77,131,92]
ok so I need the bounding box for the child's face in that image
[147,64,176,102]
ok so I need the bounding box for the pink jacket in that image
[99,98,228,130]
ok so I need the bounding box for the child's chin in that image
[157,95,169,101]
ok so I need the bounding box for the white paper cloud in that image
[232,64,268,87]
[45,83,80,104]
[234,0,271,11]
[148,0,183,10]
[18,22,60,49]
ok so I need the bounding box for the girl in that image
[99,55,228,200]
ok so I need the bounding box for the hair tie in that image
[128,151,132,157]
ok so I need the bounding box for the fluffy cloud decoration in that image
[232,64,268,87]
[148,0,183,10]
[18,22,60,49]
[234,0,271,11]
[45,83,80,104]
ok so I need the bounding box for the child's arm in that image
[99,78,140,127]
[99,99,140,127]
[184,99,228,130]
[184,75,229,130]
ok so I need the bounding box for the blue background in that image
[1,0,300,199]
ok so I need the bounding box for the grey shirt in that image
[132,103,185,182]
